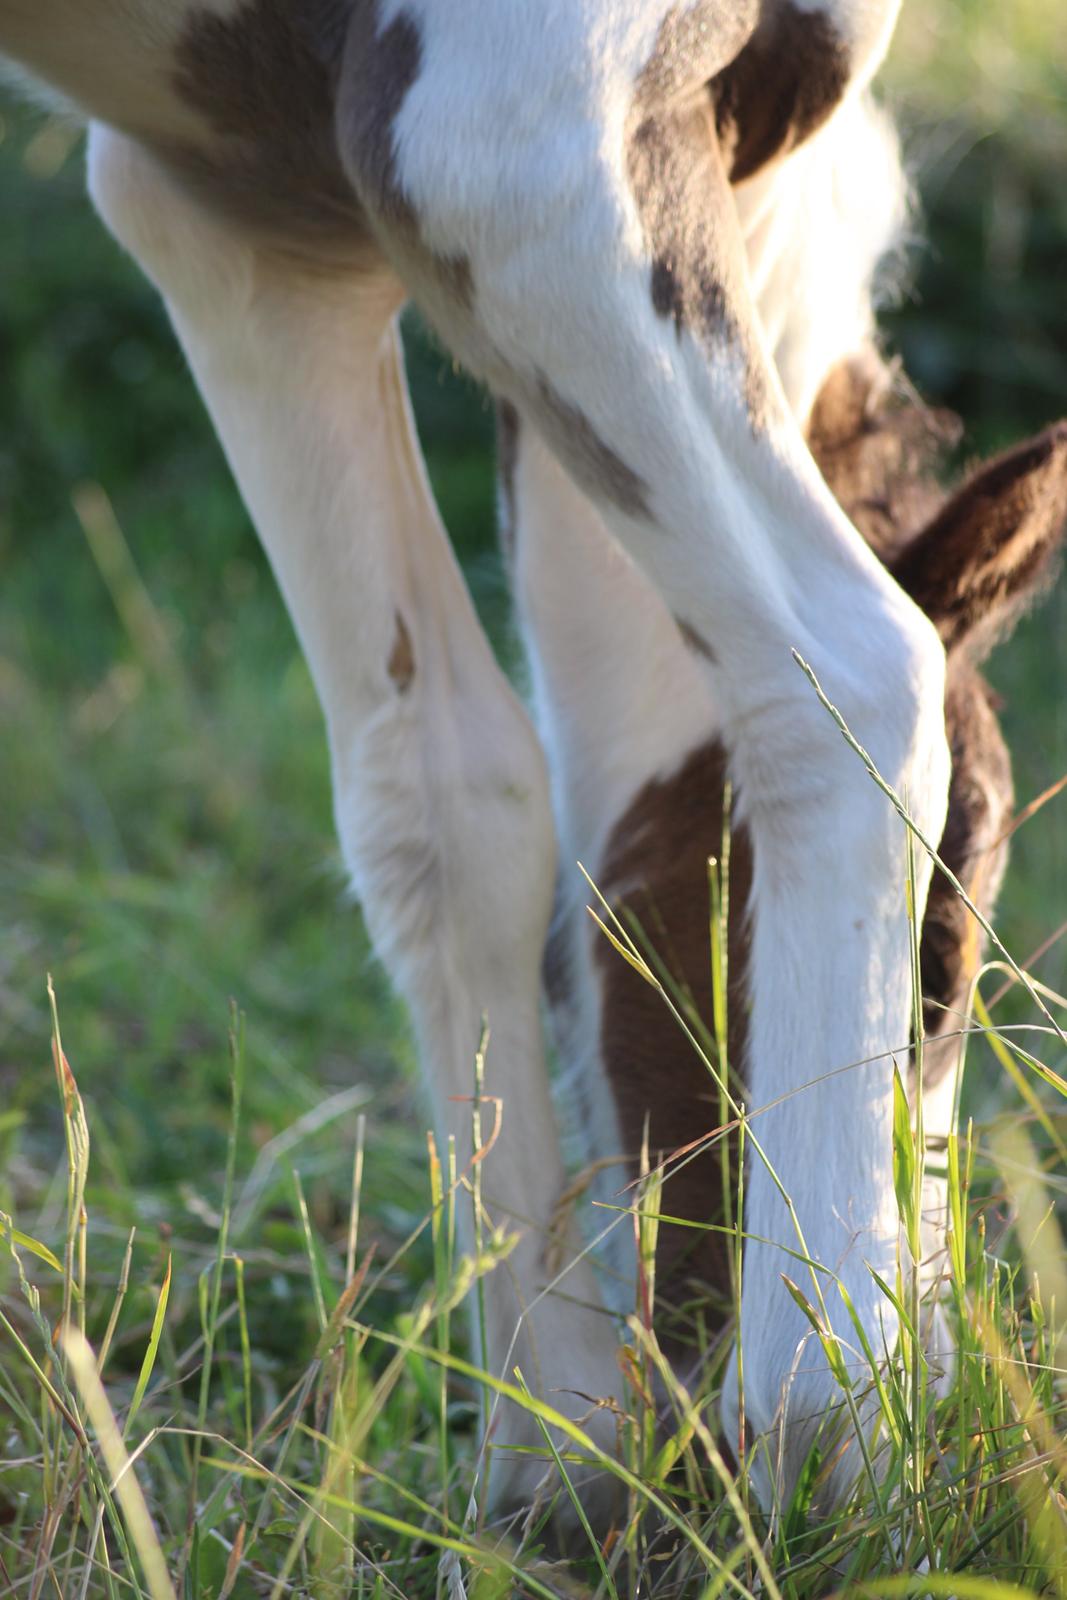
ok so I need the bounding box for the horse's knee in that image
[332,664,557,1009]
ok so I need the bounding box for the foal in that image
[2,0,1061,1512]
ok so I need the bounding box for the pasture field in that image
[1,6,1066,1595]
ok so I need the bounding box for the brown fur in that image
[387,611,416,691]
[333,0,474,302]
[627,9,768,423]
[806,351,960,565]
[893,422,1067,659]
[333,1,421,228]
[712,3,851,184]
[168,0,376,266]
[595,743,752,1339]
[535,377,652,521]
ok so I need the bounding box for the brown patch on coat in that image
[335,0,420,227]
[495,401,521,569]
[387,612,416,691]
[633,3,759,107]
[168,0,377,266]
[627,8,767,423]
[594,743,752,1343]
[892,422,1067,659]
[335,0,474,305]
[535,378,652,520]
[712,3,851,185]
[806,352,960,566]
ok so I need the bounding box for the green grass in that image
[2,5,1067,1593]
[2,865,1065,1596]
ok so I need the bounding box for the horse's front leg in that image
[87,124,625,1516]
[340,0,949,1505]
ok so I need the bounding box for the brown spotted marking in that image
[387,611,416,691]
[712,2,851,185]
[594,742,752,1344]
[336,0,474,305]
[627,7,767,422]
[168,0,380,265]
[535,377,652,520]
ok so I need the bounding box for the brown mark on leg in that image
[535,377,652,520]
[595,741,752,1347]
[336,0,474,305]
[712,2,851,185]
[387,611,416,692]
[627,8,767,424]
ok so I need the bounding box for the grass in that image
[1,3,1066,1594]
[2,855,1065,1596]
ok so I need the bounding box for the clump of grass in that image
[3,804,1065,1600]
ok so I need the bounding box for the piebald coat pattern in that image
[3,0,1064,1517]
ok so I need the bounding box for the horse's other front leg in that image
[87,124,624,1517]
[340,0,949,1506]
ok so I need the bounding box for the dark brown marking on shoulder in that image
[627,7,767,424]
[336,1,474,307]
[594,740,752,1343]
[535,377,651,520]
[675,618,718,663]
[711,2,851,185]
[495,401,521,568]
[387,611,416,691]
[168,0,377,266]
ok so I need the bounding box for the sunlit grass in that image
[3,861,1065,1598]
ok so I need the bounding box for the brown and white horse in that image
[3,0,1064,1513]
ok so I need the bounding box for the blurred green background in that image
[0,6,1064,1283]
